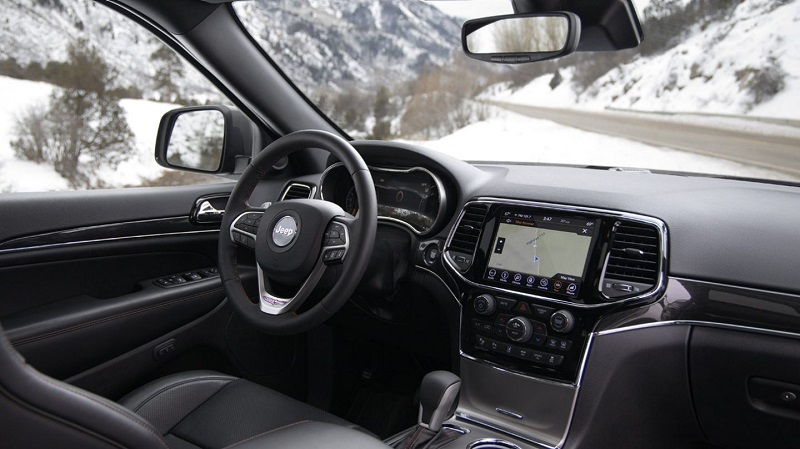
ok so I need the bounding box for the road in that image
[488,101,800,177]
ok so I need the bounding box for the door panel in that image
[0,184,237,380]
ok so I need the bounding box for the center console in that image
[445,199,667,384]
[437,198,667,447]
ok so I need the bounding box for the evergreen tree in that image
[11,39,136,188]
[150,45,184,102]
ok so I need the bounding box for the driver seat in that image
[0,322,385,449]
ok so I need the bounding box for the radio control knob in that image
[473,294,496,316]
[550,310,575,334]
[506,316,533,343]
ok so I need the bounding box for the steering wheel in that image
[218,130,377,334]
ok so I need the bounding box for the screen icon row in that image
[485,269,579,296]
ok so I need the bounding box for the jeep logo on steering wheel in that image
[272,216,298,247]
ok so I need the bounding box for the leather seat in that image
[0,323,387,449]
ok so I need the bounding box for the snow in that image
[494,0,800,120]
[0,76,179,192]
[492,69,582,109]
[0,77,60,191]
[413,110,800,182]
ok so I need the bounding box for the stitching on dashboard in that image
[12,288,223,346]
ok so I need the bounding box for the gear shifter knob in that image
[418,371,461,432]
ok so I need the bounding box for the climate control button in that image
[474,294,497,316]
[506,316,533,343]
[550,310,575,334]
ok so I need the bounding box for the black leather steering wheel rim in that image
[219,130,377,334]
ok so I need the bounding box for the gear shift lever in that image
[418,371,461,432]
[390,371,461,449]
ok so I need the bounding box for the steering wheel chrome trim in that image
[229,209,266,249]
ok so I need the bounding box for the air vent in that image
[448,204,489,255]
[281,183,313,200]
[602,220,661,297]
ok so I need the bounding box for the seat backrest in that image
[0,322,168,449]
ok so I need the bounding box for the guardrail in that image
[605,107,800,129]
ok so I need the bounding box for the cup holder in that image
[467,439,522,449]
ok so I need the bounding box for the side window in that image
[0,1,229,193]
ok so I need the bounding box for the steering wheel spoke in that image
[257,261,327,315]
[229,208,266,250]
[321,219,350,264]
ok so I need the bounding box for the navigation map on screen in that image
[487,223,592,279]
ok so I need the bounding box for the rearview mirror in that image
[155,105,261,175]
[462,12,581,64]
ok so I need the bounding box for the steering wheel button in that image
[330,230,340,239]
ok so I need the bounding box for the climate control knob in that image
[550,310,575,334]
[506,316,533,343]
[473,294,496,316]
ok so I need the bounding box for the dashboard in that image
[284,140,800,449]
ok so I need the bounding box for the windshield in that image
[233,0,800,183]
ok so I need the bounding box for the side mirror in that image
[462,12,581,64]
[155,105,257,174]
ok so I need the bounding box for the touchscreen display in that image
[484,211,598,297]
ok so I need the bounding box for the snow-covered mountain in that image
[497,0,800,119]
[233,0,461,92]
[0,0,460,99]
[0,0,218,101]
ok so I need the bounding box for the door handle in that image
[191,194,229,224]
[195,201,224,223]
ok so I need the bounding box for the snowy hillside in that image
[0,76,177,192]
[496,0,800,119]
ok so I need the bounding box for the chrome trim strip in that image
[442,423,470,435]
[671,276,800,300]
[595,319,800,340]
[443,198,669,309]
[317,161,342,201]
[319,162,448,236]
[495,408,523,420]
[279,182,316,201]
[467,438,522,449]
[456,414,551,449]
[0,228,219,255]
